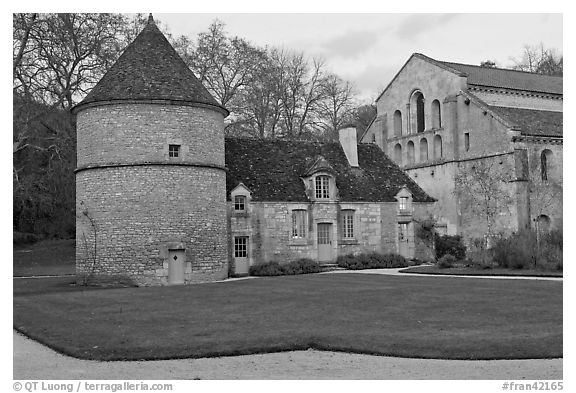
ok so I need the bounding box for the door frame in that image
[317,222,335,262]
[233,235,250,275]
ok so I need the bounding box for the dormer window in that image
[315,175,330,199]
[169,144,180,158]
[234,195,246,211]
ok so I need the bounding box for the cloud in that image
[349,64,400,102]
[396,14,459,41]
[319,29,383,58]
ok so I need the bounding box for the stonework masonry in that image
[228,200,435,273]
[362,54,563,242]
[75,103,228,285]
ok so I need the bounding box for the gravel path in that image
[13,332,562,380]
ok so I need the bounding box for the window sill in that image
[340,238,358,245]
[289,238,310,246]
[233,211,249,218]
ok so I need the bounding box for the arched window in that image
[394,110,402,136]
[541,149,553,181]
[407,141,415,164]
[394,143,402,165]
[431,99,441,129]
[536,215,551,233]
[416,93,425,133]
[409,90,425,134]
[433,135,443,159]
[419,138,428,162]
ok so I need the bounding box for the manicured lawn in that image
[401,265,563,277]
[13,273,562,361]
[13,239,75,277]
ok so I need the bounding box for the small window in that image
[399,197,409,211]
[541,149,552,181]
[234,236,248,258]
[342,210,354,239]
[292,210,307,238]
[234,195,246,211]
[315,175,330,199]
[169,144,180,158]
[394,110,403,136]
[372,133,376,143]
[464,133,470,152]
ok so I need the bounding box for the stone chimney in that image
[339,126,359,167]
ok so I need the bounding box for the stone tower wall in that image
[75,103,228,285]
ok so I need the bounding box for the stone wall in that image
[76,103,224,169]
[76,103,228,285]
[228,200,435,271]
[472,90,562,112]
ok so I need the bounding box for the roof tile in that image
[74,19,227,114]
[225,138,435,203]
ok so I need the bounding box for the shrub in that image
[492,230,537,270]
[13,232,42,246]
[249,259,321,276]
[336,252,408,270]
[435,234,466,260]
[336,254,363,270]
[437,254,456,268]
[249,261,284,276]
[283,258,321,275]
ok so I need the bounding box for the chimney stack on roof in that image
[339,126,359,167]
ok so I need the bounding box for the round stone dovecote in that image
[72,16,229,285]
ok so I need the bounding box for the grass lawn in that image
[13,273,562,361]
[13,239,75,277]
[401,265,563,277]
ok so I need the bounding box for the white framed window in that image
[292,209,307,238]
[342,210,354,239]
[464,133,470,152]
[315,175,330,199]
[234,195,246,211]
[234,236,248,258]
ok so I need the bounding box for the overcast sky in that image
[154,13,563,103]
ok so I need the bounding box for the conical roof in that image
[73,16,228,115]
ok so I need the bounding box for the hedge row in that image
[249,258,321,276]
[336,252,409,270]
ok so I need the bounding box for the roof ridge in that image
[440,60,563,79]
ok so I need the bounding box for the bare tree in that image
[187,20,267,111]
[453,158,514,247]
[511,43,563,76]
[317,74,356,140]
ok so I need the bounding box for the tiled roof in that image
[488,106,563,137]
[441,61,563,95]
[225,138,435,203]
[73,17,227,114]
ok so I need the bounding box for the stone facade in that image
[225,132,437,275]
[227,200,435,274]
[75,103,228,285]
[361,53,563,242]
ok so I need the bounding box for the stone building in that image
[225,129,436,275]
[72,16,230,285]
[72,18,436,285]
[360,53,563,242]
